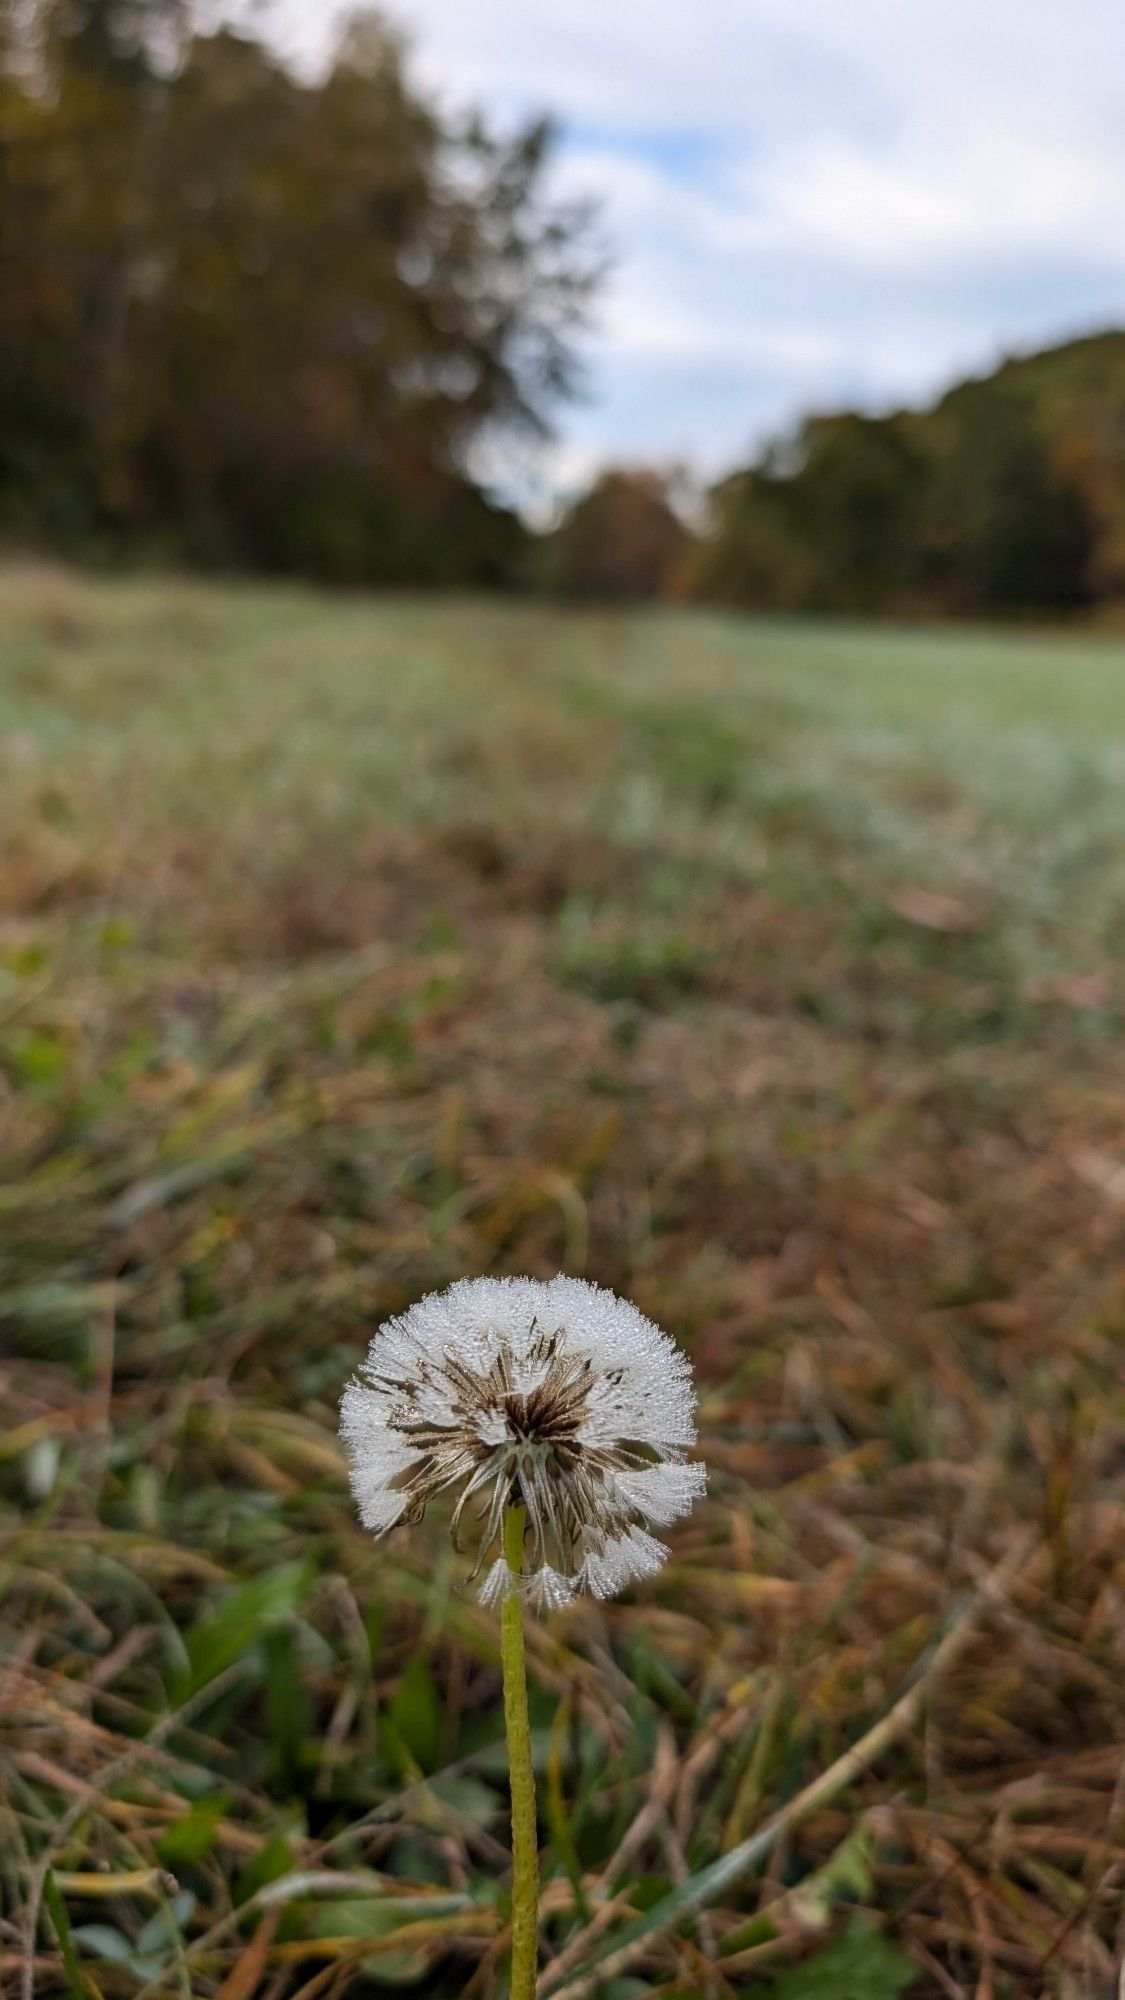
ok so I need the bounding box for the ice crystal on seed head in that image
[339,1275,706,1607]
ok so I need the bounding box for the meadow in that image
[2,561,1124,1999]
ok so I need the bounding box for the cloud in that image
[259,0,1125,493]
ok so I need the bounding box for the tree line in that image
[544,333,1125,615]
[2,3,1123,614]
[0,0,599,583]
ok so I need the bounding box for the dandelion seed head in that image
[340,1275,706,1607]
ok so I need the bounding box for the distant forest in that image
[687,333,1125,617]
[0,0,599,584]
[2,4,1124,614]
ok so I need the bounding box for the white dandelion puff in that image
[340,1274,706,1607]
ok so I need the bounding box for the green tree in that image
[922,380,1094,611]
[696,413,922,613]
[37,0,187,82]
[695,348,1115,618]
[0,2,600,582]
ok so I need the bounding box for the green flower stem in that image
[501,1504,539,2000]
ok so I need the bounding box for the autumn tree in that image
[921,380,1095,611]
[536,468,689,601]
[0,1,600,582]
[695,339,1120,617]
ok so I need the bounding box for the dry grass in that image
[2,562,1124,1999]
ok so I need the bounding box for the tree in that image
[0,2,600,582]
[536,468,689,601]
[35,0,187,83]
[922,380,1095,611]
[695,413,923,613]
[694,341,1117,618]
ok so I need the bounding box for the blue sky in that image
[263,0,1125,504]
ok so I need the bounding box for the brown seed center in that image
[502,1383,583,1446]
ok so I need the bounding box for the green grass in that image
[2,561,1124,1998]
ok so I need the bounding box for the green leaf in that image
[385,1655,442,1773]
[309,1895,470,1941]
[98,915,135,953]
[69,1924,140,1964]
[539,1796,889,1997]
[136,1891,196,1955]
[5,941,47,976]
[69,1924,165,1983]
[7,1029,70,1089]
[545,1696,588,1918]
[157,1793,233,1866]
[235,1827,298,1905]
[721,1825,875,1958]
[43,1870,87,2000]
[181,1561,313,1696]
[617,1875,674,1912]
[308,1896,475,1989]
[264,1624,309,1791]
[427,1774,499,1824]
[750,1920,917,2000]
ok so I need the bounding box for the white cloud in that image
[258,0,1125,492]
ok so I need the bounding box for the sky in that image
[259,0,1125,506]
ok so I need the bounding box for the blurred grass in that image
[2,560,1124,1998]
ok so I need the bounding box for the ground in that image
[2,562,1124,1999]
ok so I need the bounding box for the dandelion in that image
[341,1274,705,2000]
[341,1274,705,1606]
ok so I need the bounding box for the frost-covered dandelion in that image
[341,1274,705,1607]
[341,1275,704,2000]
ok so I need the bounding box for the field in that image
[3,561,1125,2000]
